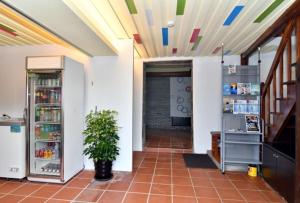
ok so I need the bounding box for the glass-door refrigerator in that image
[26,56,84,183]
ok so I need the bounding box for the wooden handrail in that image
[287,37,292,81]
[262,20,295,98]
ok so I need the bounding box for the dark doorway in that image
[143,60,193,150]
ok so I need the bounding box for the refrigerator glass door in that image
[28,71,62,177]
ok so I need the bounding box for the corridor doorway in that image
[142,60,193,152]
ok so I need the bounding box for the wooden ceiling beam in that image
[241,0,300,60]
[146,71,191,77]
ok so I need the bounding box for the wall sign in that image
[10,124,21,133]
[170,77,192,117]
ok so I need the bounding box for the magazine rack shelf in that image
[221,65,263,173]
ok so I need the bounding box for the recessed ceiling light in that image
[167,20,175,28]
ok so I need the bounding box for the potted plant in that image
[83,109,119,180]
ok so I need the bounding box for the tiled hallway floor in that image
[145,128,192,149]
[0,151,285,203]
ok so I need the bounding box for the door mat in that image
[183,153,217,169]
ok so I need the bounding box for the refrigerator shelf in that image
[35,121,61,125]
[34,171,60,176]
[35,103,61,107]
[35,86,61,89]
[35,157,60,161]
[35,139,61,142]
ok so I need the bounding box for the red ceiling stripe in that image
[172,48,177,54]
[133,34,142,44]
[190,28,200,43]
[0,27,18,37]
[212,46,221,54]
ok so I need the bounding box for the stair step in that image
[275,98,289,101]
[269,112,282,115]
[286,125,295,129]
[282,80,296,85]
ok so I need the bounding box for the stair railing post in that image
[295,15,300,203]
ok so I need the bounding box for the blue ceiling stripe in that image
[224,50,232,55]
[162,27,168,46]
[223,5,244,26]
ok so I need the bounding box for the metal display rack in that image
[221,48,263,173]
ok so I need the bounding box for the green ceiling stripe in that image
[176,0,186,15]
[191,36,202,51]
[125,0,137,14]
[0,23,16,33]
[254,0,284,23]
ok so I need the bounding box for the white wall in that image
[133,58,143,151]
[84,39,134,171]
[0,44,90,117]
[249,51,275,82]
[192,55,240,153]
[133,55,240,154]
[0,41,134,172]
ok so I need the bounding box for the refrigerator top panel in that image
[26,56,64,70]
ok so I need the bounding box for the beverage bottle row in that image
[35,124,61,140]
[35,78,60,87]
[41,163,60,173]
[35,143,59,160]
[35,107,61,122]
[35,90,61,104]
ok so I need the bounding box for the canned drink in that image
[248,164,257,177]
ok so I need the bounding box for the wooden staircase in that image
[261,20,297,143]
[241,3,300,201]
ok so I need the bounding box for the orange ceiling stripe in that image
[0,26,17,36]
[0,4,72,48]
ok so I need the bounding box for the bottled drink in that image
[57,110,61,122]
[35,108,39,121]
[35,150,39,158]
[50,91,54,103]
[35,91,39,103]
[35,126,41,138]
[53,110,57,122]
[54,143,59,159]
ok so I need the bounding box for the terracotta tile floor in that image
[145,128,192,149]
[0,151,286,203]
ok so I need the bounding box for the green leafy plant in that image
[83,109,119,162]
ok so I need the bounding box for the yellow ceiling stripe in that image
[0,3,74,49]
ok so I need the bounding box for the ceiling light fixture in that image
[167,20,175,28]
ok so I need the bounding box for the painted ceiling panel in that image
[0,5,54,46]
[0,0,105,56]
[61,0,294,57]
